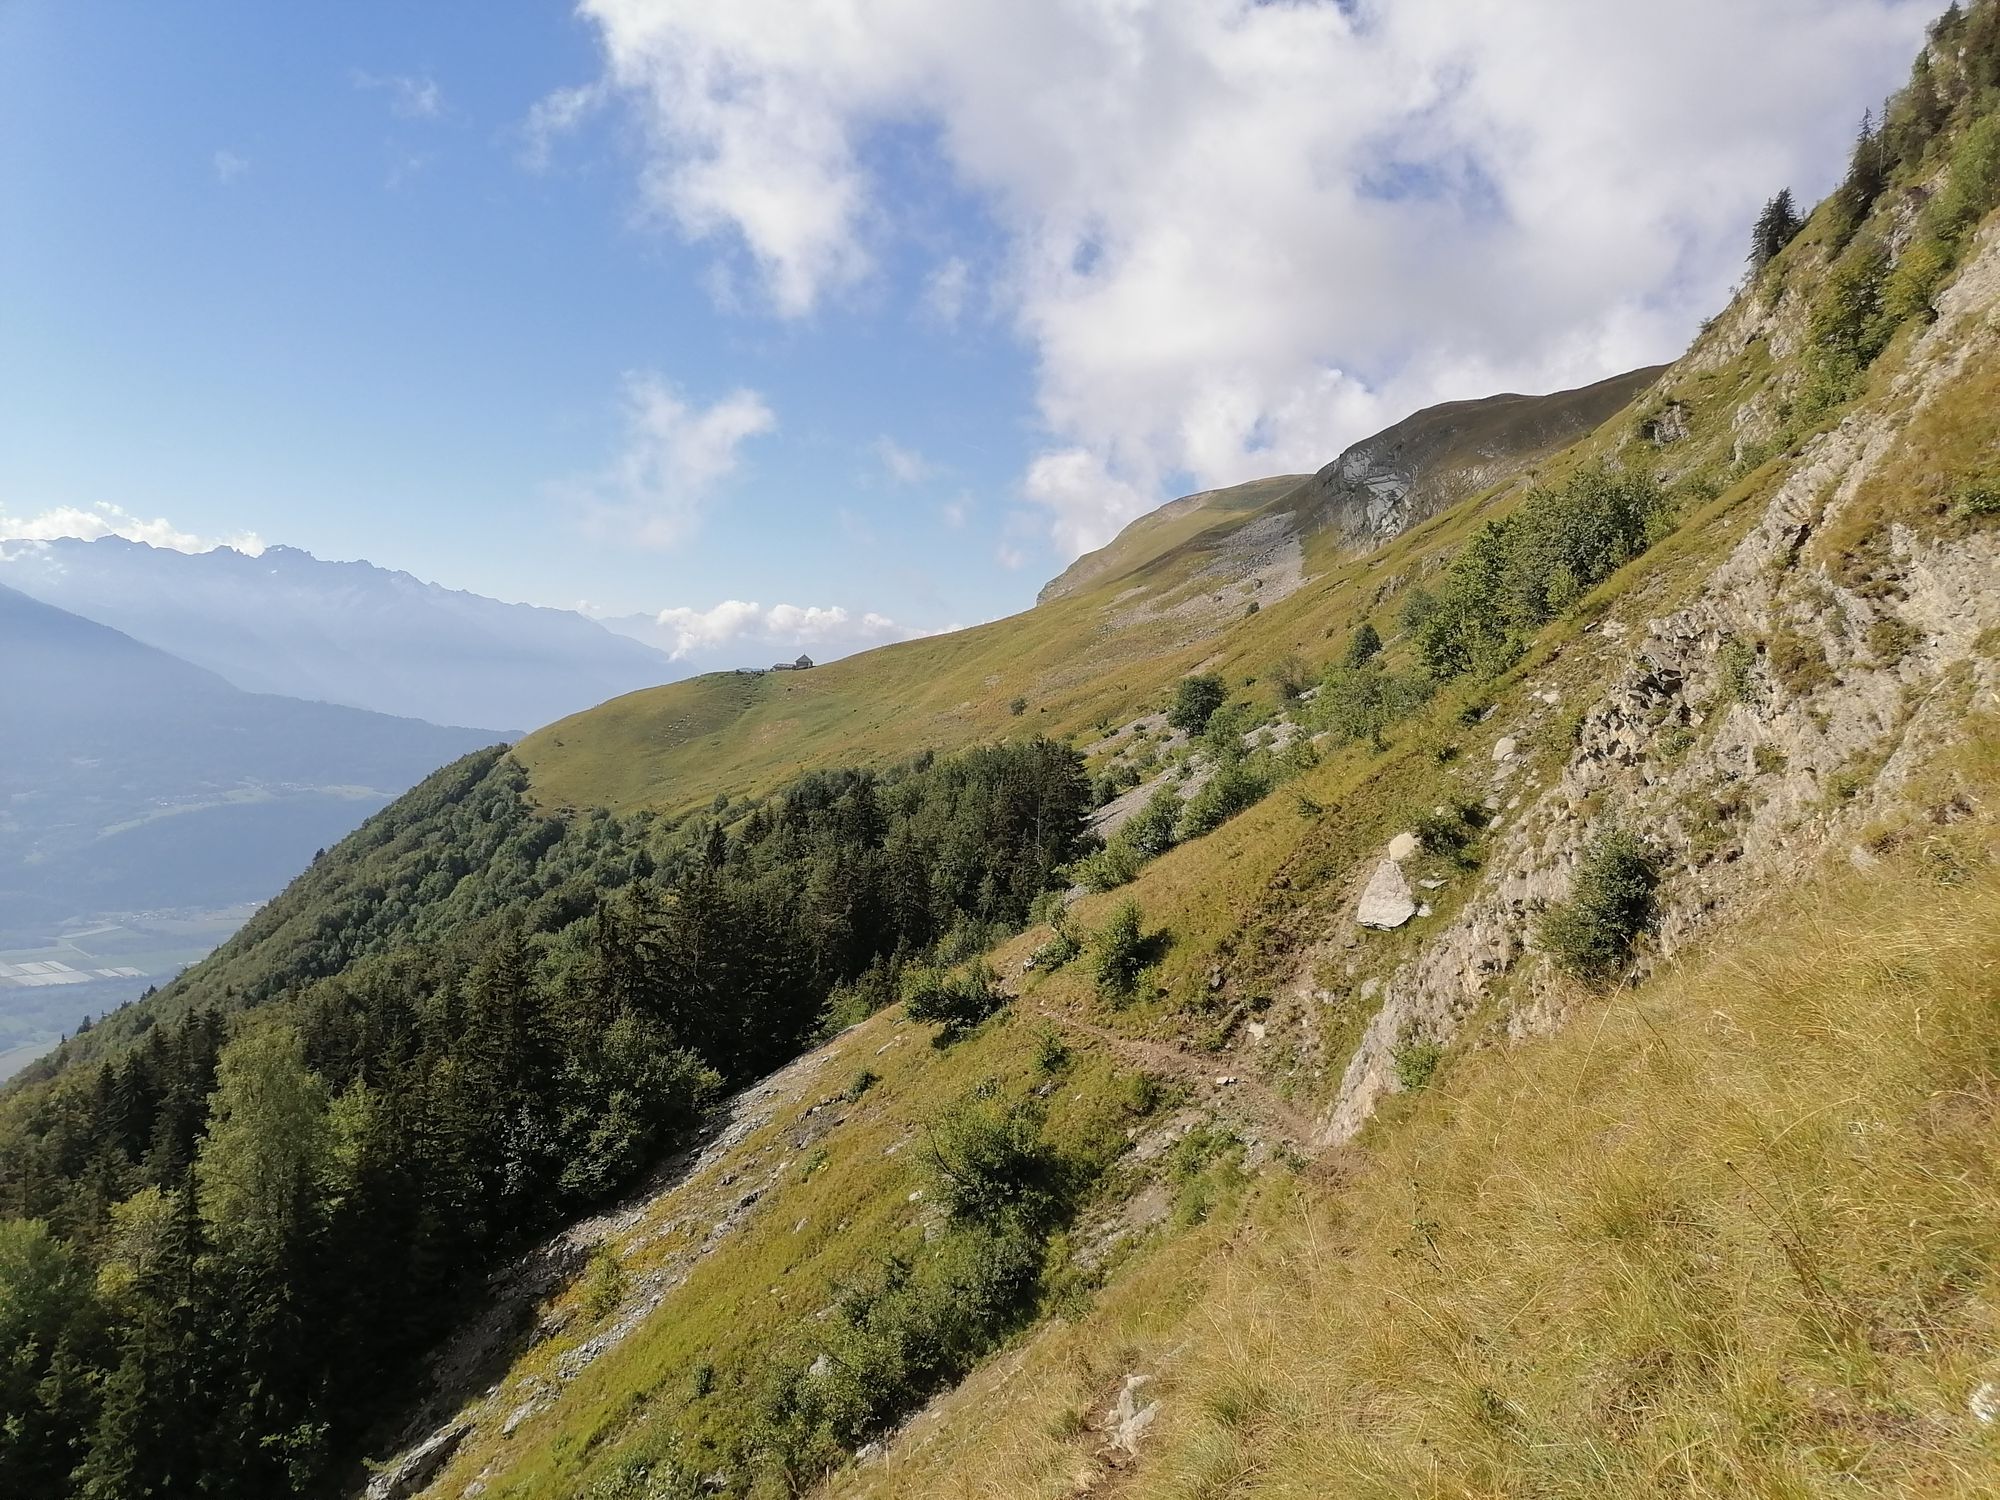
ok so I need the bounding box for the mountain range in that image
[0,537,677,733]
[0,581,503,1057]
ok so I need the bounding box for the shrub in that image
[844,1068,880,1101]
[1342,621,1383,667]
[1125,786,1184,858]
[921,1095,1061,1231]
[1028,915,1081,971]
[1717,639,1757,702]
[1391,1033,1445,1092]
[1094,899,1148,1002]
[904,963,1004,1043]
[1179,762,1270,838]
[1801,237,1892,412]
[1537,828,1659,983]
[1168,674,1228,735]
[1073,839,1142,893]
[1008,696,1028,717]
[580,1244,628,1321]
[1417,467,1665,680]
[1930,112,2000,249]
[1032,1024,1071,1076]
[1320,662,1430,750]
[1271,652,1314,702]
[1412,802,1486,866]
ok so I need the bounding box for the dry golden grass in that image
[850,805,2000,1500]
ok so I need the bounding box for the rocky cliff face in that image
[1037,366,1661,608]
[1318,224,2000,1143]
[1296,364,1665,548]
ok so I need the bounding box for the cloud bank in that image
[0,502,266,557]
[597,597,915,666]
[555,0,1929,554]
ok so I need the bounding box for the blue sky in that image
[0,0,1936,657]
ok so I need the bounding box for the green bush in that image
[1032,1024,1071,1076]
[1125,786,1184,858]
[1717,638,1758,702]
[1073,839,1142,893]
[1167,674,1228,735]
[1027,916,1081,972]
[1412,802,1486,866]
[1320,662,1431,749]
[1417,466,1665,681]
[1094,899,1149,1002]
[904,963,1004,1043]
[1537,828,1659,983]
[1391,1033,1445,1092]
[1178,762,1270,838]
[580,1244,628,1321]
[1342,621,1383,667]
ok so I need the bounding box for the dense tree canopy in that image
[0,736,1091,1496]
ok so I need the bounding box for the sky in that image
[0,0,1938,661]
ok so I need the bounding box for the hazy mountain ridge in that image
[0,537,677,733]
[0,582,503,1053]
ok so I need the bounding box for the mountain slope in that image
[0,537,675,732]
[379,17,2000,1494]
[1037,364,1660,608]
[4,10,2000,1500]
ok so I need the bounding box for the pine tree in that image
[1747,188,1803,271]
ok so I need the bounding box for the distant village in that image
[732,653,816,677]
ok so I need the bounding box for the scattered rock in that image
[500,1398,539,1439]
[1356,859,1418,929]
[1104,1374,1159,1456]
[1246,1021,1267,1042]
[1973,1381,2000,1426]
[1492,735,1519,762]
[364,1421,468,1500]
[1386,831,1419,861]
[808,1354,834,1380]
[1418,878,1445,890]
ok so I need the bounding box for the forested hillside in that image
[0,739,1090,1494]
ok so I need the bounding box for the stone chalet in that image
[770,654,816,672]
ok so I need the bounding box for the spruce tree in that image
[1748,188,1803,271]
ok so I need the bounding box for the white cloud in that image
[352,70,445,120]
[873,436,935,484]
[562,0,1930,554]
[566,373,776,549]
[605,598,913,664]
[923,256,970,325]
[520,83,604,171]
[0,501,265,557]
[940,492,972,528]
[212,149,250,184]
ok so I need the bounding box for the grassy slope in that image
[432,155,2000,1499]
[1037,473,1311,604]
[516,373,1662,822]
[841,741,2000,1500]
